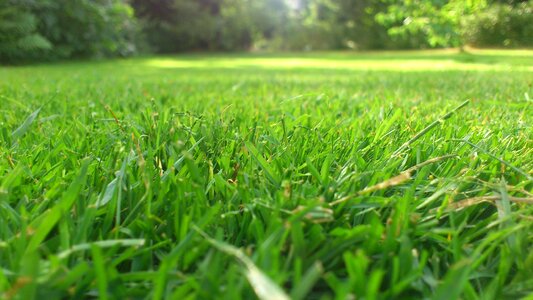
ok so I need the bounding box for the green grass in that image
[0,49,532,299]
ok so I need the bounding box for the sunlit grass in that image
[146,57,528,71]
[0,50,532,299]
[144,49,533,71]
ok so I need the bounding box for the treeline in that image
[1,0,532,63]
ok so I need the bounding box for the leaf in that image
[57,239,145,259]
[393,100,469,156]
[497,179,523,268]
[162,137,205,181]
[305,157,322,185]
[245,141,280,186]
[15,251,39,300]
[359,171,411,195]
[451,138,532,180]
[433,259,471,300]
[0,267,9,291]
[373,109,401,143]
[25,158,91,253]
[194,226,290,300]
[320,154,334,184]
[291,262,323,300]
[245,263,290,300]
[91,244,109,300]
[95,178,118,208]
[153,204,220,299]
[11,107,41,144]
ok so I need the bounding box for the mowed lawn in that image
[0,50,532,299]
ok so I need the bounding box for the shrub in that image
[465,2,533,47]
[0,0,52,63]
[35,0,138,59]
[0,0,137,63]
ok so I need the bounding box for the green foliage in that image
[0,50,532,298]
[336,0,393,49]
[35,0,138,59]
[0,0,137,63]
[0,1,51,63]
[129,0,532,52]
[465,1,533,47]
[130,0,421,52]
[131,0,288,52]
[377,0,488,48]
[2,0,533,62]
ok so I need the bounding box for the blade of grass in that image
[291,262,323,300]
[25,158,91,253]
[330,154,457,206]
[57,239,145,259]
[245,141,281,187]
[194,225,290,300]
[91,244,109,300]
[450,138,532,180]
[11,107,41,145]
[392,100,469,156]
[433,259,471,300]
[498,179,523,269]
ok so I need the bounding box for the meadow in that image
[0,49,532,299]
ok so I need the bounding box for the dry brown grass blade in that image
[101,101,125,133]
[359,172,412,195]
[436,195,533,213]
[292,205,334,223]
[330,154,458,206]
[405,154,459,173]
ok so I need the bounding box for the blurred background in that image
[1,0,532,63]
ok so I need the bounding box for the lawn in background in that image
[1,49,532,299]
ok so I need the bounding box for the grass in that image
[0,49,532,299]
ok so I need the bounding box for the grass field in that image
[1,49,532,299]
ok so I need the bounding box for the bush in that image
[131,0,272,52]
[0,0,137,63]
[35,0,138,59]
[465,1,533,47]
[0,0,52,63]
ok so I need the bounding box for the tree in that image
[0,0,52,63]
[464,1,533,47]
[336,0,398,49]
[0,0,137,63]
[35,0,138,58]
[130,0,288,52]
[377,0,488,49]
